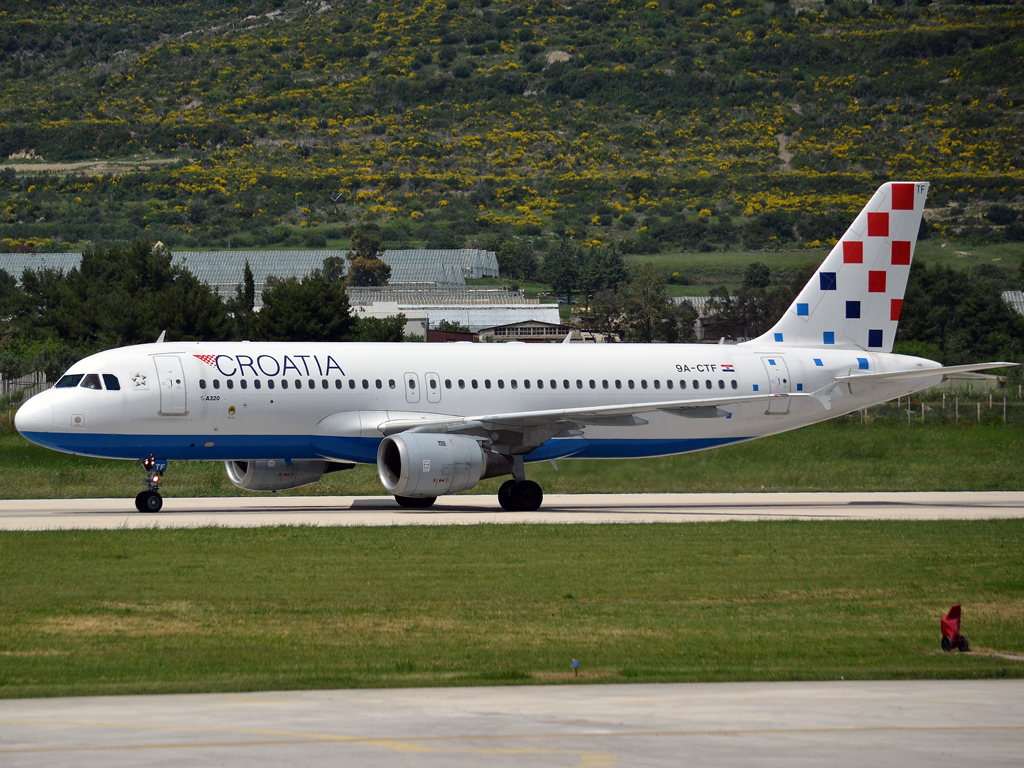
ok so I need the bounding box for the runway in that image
[0,491,1022,530]
[1,680,1022,767]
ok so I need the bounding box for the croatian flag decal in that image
[721,364,735,372]
[194,354,217,367]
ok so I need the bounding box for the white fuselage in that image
[14,341,942,464]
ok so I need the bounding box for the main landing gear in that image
[497,456,544,512]
[135,456,166,513]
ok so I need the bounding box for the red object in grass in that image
[941,605,969,652]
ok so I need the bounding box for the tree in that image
[743,261,771,289]
[579,245,628,308]
[256,270,356,342]
[345,230,391,287]
[496,239,539,281]
[620,263,674,342]
[434,319,471,333]
[353,314,407,342]
[543,239,581,304]
[227,259,257,339]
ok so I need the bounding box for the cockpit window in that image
[55,374,84,388]
[80,373,103,390]
[102,374,121,391]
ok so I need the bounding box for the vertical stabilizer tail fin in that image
[749,181,929,352]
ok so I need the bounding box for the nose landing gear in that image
[497,456,544,512]
[135,456,167,512]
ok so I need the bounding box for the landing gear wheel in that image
[498,480,517,511]
[135,491,163,513]
[395,495,437,509]
[510,480,543,512]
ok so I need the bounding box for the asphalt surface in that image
[2,680,1022,767]
[0,491,1021,530]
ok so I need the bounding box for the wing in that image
[376,392,814,451]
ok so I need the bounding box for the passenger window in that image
[294,380,301,389]
[445,379,452,389]
[389,379,396,389]
[550,379,557,389]
[680,380,687,390]
[80,373,103,390]
[667,380,673,389]
[458,379,465,389]
[213,380,221,390]
[511,380,518,389]
[628,380,635,389]
[321,380,328,389]
[267,380,275,390]
[428,378,437,389]
[498,380,505,389]
[615,380,622,389]
[281,380,288,390]
[718,380,725,389]
[255,379,262,390]
[523,380,530,389]
[335,380,341,389]
[473,379,480,389]
[241,380,248,390]
[589,380,596,389]
[484,380,491,389]
[309,379,315,389]
[563,380,570,389]
[692,380,699,389]
[405,379,413,389]
[199,379,207,390]
[705,380,712,389]
[363,379,370,389]
[55,374,84,388]
[654,380,661,389]
[537,380,544,389]
[602,380,608,389]
[102,374,121,391]
[227,379,235,390]
[731,380,738,389]
[576,380,583,389]
[641,380,648,389]
[375,379,382,389]
[348,380,355,389]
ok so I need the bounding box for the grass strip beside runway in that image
[0,421,1022,498]
[1,521,1022,698]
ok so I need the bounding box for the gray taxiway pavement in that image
[2,680,1022,767]
[0,491,1022,529]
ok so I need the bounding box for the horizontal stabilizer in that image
[836,362,1017,388]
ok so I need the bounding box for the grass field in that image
[0,418,1022,500]
[1,521,1021,698]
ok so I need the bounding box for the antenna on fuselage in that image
[155,330,166,343]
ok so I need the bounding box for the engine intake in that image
[377,433,511,498]
[225,459,352,491]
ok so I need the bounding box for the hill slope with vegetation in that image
[0,0,1022,259]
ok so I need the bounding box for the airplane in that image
[13,181,1014,512]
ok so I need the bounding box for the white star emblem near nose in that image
[131,373,148,389]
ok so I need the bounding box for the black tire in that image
[959,636,970,653]
[498,480,517,511]
[511,480,543,512]
[941,636,952,652]
[395,495,436,509]
[137,491,163,513]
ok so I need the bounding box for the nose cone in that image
[14,396,54,435]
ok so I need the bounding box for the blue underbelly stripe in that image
[20,432,752,463]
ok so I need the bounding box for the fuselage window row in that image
[195,377,740,394]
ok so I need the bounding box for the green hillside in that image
[1,0,1022,265]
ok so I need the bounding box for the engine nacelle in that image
[377,433,511,498]
[224,459,352,491]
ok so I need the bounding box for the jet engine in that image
[377,433,512,498]
[224,459,352,491]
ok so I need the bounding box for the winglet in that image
[155,330,166,343]
[562,332,572,344]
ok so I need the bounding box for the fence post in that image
[921,401,925,424]
[1005,396,1008,425]
[956,395,959,421]
[977,402,981,423]
[942,393,946,411]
